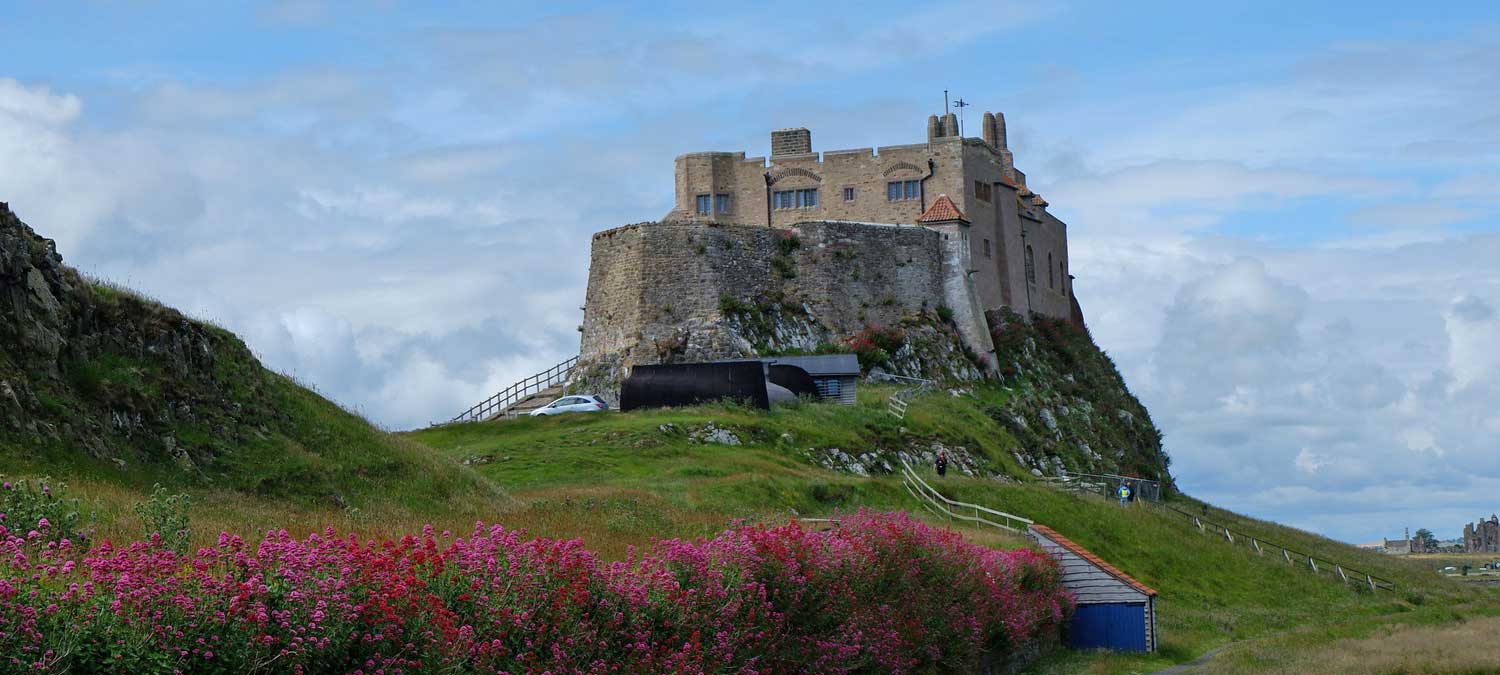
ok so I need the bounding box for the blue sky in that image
[1,1,1498,544]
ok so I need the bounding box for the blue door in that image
[1069,603,1147,652]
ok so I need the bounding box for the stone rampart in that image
[581,221,963,370]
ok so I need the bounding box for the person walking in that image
[935,450,948,477]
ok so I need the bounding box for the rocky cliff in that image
[0,203,487,504]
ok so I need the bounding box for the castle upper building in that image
[662,110,1075,321]
[576,110,1085,390]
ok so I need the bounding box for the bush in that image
[0,475,90,548]
[936,304,955,324]
[846,324,907,371]
[132,484,192,555]
[0,511,1070,673]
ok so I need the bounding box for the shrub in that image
[846,324,907,371]
[0,475,90,548]
[776,232,802,256]
[132,484,192,555]
[771,254,797,278]
[936,304,955,324]
[0,511,1070,674]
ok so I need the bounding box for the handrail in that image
[887,376,935,419]
[1155,502,1396,592]
[900,459,1032,533]
[449,355,580,424]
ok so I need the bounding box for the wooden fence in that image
[1156,502,1397,592]
[899,459,1033,534]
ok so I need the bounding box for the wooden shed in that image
[1029,524,1158,652]
[720,355,860,405]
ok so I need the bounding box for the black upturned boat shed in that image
[1029,524,1159,653]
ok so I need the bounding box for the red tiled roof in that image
[1030,194,1049,207]
[916,194,968,224]
[1029,524,1158,596]
[997,175,1020,189]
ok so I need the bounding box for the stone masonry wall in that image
[580,220,958,370]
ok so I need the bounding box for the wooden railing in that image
[899,459,1033,533]
[1155,502,1397,593]
[1046,470,1164,503]
[882,374,935,420]
[449,355,579,424]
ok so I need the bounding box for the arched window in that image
[1025,245,1035,284]
[1059,260,1066,292]
[1048,253,1055,288]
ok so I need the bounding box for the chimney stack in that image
[770,128,812,157]
[927,114,941,142]
[940,113,959,137]
[982,112,997,147]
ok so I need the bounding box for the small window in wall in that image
[983,238,992,258]
[773,188,818,210]
[843,186,856,201]
[1025,245,1035,284]
[1060,260,1067,291]
[974,180,992,203]
[1048,253,1055,288]
[887,180,920,201]
[695,194,711,215]
[715,193,732,213]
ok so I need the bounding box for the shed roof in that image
[1030,524,1158,597]
[719,354,861,377]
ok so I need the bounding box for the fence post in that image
[1283,548,1292,564]
[1195,517,1204,532]
[1252,539,1262,555]
[1366,574,1375,591]
[1336,565,1348,583]
[1224,527,1234,544]
[1308,557,1317,573]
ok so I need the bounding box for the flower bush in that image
[0,510,1070,674]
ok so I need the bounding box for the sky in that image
[1,1,1498,544]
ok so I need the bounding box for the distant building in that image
[1463,515,1500,553]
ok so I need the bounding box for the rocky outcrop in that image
[0,202,287,468]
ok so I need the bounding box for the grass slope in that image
[408,387,1495,674]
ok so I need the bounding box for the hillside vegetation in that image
[409,388,1494,674]
[0,203,503,538]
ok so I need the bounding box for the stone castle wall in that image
[581,221,959,368]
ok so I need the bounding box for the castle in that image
[577,110,1083,390]
[1464,515,1500,553]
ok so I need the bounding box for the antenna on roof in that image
[944,89,949,115]
[953,97,970,137]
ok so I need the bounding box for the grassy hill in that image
[407,387,1496,674]
[0,203,505,541]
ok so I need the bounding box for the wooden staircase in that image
[450,356,578,423]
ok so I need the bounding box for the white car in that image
[529,394,609,416]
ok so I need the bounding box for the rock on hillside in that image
[987,308,1170,485]
[0,202,489,504]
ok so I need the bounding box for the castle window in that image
[695,194,711,215]
[1025,245,1035,284]
[974,180,992,203]
[1048,253,1055,288]
[774,188,818,210]
[715,193,732,213]
[843,187,856,201]
[983,238,991,258]
[1059,260,1066,291]
[887,180,919,201]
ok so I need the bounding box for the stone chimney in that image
[982,112,997,147]
[770,128,812,157]
[940,113,959,138]
[927,114,941,142]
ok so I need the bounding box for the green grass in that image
[406,389,1494,674]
